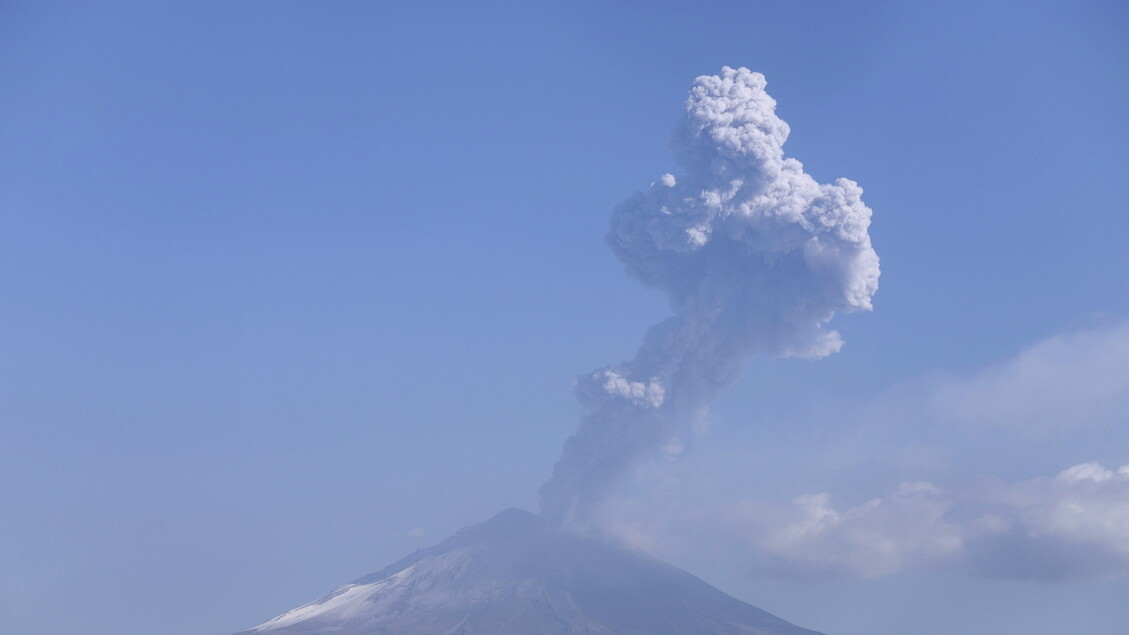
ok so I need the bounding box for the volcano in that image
[236,508,823,635]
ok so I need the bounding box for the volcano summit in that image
[236,509,823,635]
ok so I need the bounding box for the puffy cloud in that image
[540,67,879,522]
[964,462,1129,581]
[761,485,957,579]
[734,462,1129,582]
[733,482,962,581]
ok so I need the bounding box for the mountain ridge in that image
[236,508,824,635]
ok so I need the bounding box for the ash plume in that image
[540,67,880,523]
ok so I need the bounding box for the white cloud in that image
[741,482,961,580]
[736,322,1129,580]
[964,462,1129,581]
[731,462,1129,582]
[586,460,1129,583]
[929,321,1129,434]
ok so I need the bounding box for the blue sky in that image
[2,2,1128,634]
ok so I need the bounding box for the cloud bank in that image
[540,67,880,523]
[735,462,1129,582]
[962,462,1129,581]
[742,322,1129,581]
[589,460,1129,584]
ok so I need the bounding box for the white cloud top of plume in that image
[540,67,880,522]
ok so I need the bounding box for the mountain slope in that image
[237,508,824,635]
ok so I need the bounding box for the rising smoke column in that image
[539,67,880,523]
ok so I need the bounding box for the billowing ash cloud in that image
[540,67,880,522]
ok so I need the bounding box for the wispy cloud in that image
[929,321,1129,434]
